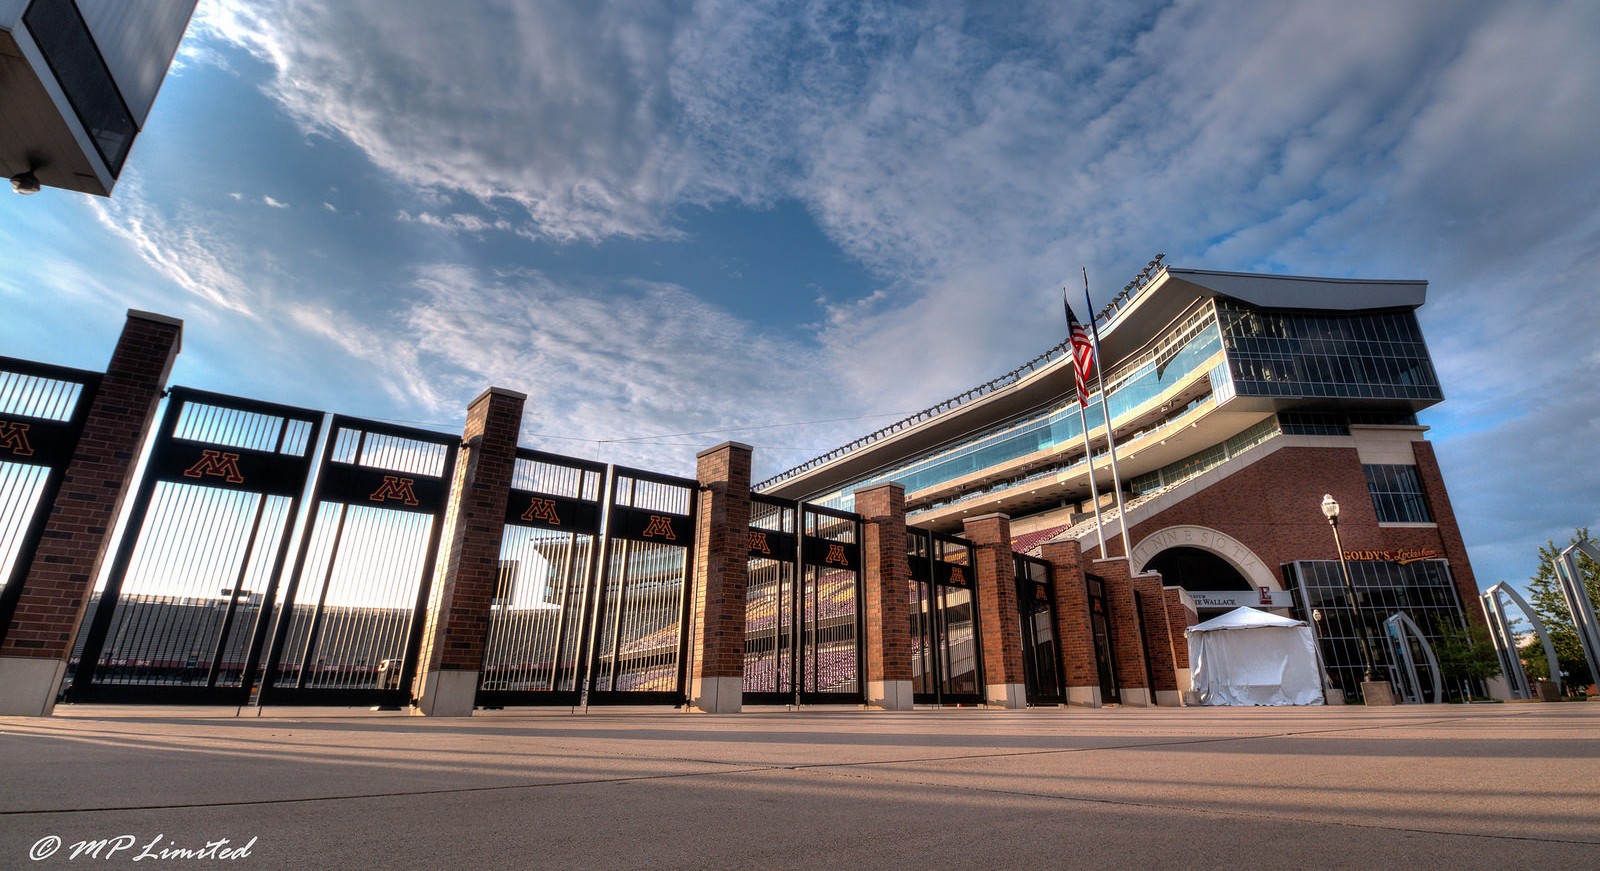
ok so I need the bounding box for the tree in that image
[1433,619,1500,700]
[1523,528,1600,693]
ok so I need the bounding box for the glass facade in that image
[25,0,138,174]
[1364,464,1433,523]
[820,303,1224,508]
[1286,559,1466,701]
[1218,302,1442,401]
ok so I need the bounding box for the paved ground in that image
[1,702,1596,869]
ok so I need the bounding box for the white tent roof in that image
[1189,606,1305,634]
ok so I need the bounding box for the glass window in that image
[1363,464,1433,523]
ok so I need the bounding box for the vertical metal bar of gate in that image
[583,465,697,706]
[797,503,864,704]
[744,495,798,705]
[907,528,984,705]
[0,357,100,648]
[66,388,323,704]
[477,449,606,708]
[258,415,457,707]
[1015,554,1064,705]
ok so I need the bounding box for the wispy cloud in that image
[262,195,289,209]
[88,181,260,318]
[178,0,1600,578]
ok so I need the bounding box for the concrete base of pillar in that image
[1360,680,1398,706]
[986,683,1026,709]
[1066,685,1102,708]
[1533,680,1561,702]
[691,675,743,713]
[411,669,479,717]
[1154,689,1184,707]
[0,657,67,717]
[1120,687,1153,707]
[867,680,914,711]
[1324,689,1346,705]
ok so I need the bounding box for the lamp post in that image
[1321,494,1374,685]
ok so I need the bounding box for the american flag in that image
[1064,293,1096,407]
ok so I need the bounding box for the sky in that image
[1,0,1596,593]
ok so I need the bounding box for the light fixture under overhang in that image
[10,171,41,196]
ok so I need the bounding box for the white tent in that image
[1187,607,1325,706]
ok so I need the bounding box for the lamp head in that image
[1321,493,1339,522]
[11,170,42,195]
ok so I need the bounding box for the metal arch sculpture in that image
[1383,611,1443,704]
[1554,541,1600,691]
[1481,583,1559,700]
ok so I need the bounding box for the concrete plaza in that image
[1,702,1595,869]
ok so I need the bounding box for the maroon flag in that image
[1064,293,1095,407]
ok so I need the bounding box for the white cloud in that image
[262,195,289,209]
[399,264,841,473]
[180,0,1599,581]
[89,181,260,318]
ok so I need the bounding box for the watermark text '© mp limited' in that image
[29,834,257,862]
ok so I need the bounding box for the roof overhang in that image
[762,266,1430,501]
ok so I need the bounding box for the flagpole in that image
[1084,269,1131,558]
[1065,288,1107,556]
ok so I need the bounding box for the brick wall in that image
[2,312,180,661]
[1092,557,1151,694]
[1410,441,1483,625]
[1041,540,1098,691]
[690,442,753,682]
[1124,444,1480,600]
[1133,575,1178,693]
[1164,588,1196,670]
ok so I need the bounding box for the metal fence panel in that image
[478,449,606,707]
[260,415,456,707]
[585,466,696,705]
[0,357,100,646]
[66,388,322,704]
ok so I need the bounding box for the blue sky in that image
[1,0,1596,591]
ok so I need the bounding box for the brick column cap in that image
[471,386,528,404]
[697,441,754,458]
[127,309,184,329]
[854,481,905,497]
[965,512,1011,524]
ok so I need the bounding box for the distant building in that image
[761,266,1482,700]
[1,0,197,196]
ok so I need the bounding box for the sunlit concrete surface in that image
[2,703,1596,869]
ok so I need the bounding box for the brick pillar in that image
[0,311,180,716]
[1041,539,1100,707]
[1093,557,1153,706]
[963,513,1026,708]
[1133,574,1181,706]
[1165,587,1197,699]
[1171,586,1196,701]
[856,483,913,710]
[688,442,752,713]
[413,387,525,717]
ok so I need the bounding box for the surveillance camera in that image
[11,171,41,195]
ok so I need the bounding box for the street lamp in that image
[1321,494,1374,684]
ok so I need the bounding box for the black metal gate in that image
[1086,572,1120,704]
[743,497,864,704]
[584,466,697,705]
[477,449,606,707]
[1016,554,1065,705]
[0,357,100,647]
[258,415,457,707]
[67,389,323,704]
[908,529,983,705]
